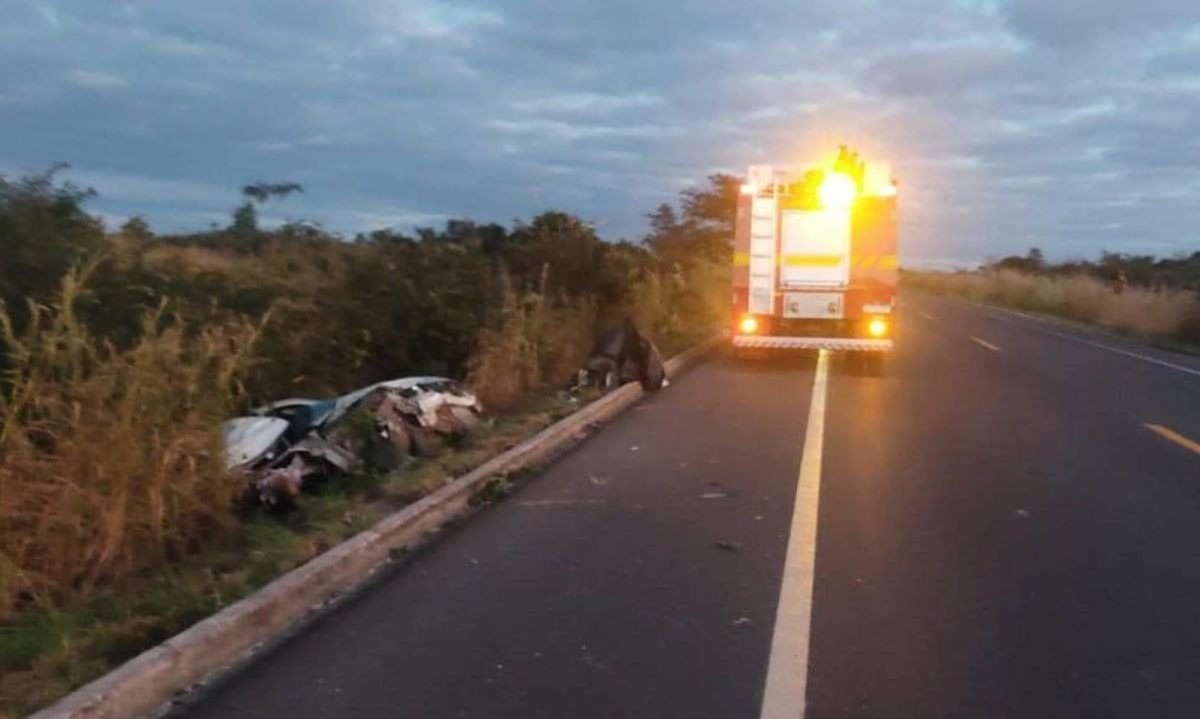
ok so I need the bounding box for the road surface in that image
[173,296,1200,718]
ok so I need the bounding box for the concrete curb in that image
[31,334,726,719]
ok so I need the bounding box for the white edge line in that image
[759,349,830,719]
[986,307,1200,377]
[970,336,1000,352]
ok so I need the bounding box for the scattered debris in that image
[714,541,742,552]
[1016,508,1031,519]
[699,492,729,500]
[733,617,752,626]
[588,474,611,485]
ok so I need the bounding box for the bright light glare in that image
[740,182,757,195]
[867,318,888,338]
[818,172,857,209]
[878,182,898,197]
[739,316,759,334]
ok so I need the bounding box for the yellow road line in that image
[1144,423,1200,456]
[971,336,1001,352]
[759,350,829,719]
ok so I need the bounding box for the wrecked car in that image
[228,377,485,506]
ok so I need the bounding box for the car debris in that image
[223,417,290,472]
[250,398,338,443]
[579,319,667,393]
[227,377,485,506]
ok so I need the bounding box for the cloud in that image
[370,1,504,40]
[64,169,233,208]
[35,2,61,29]
[66,69,129,90]
[1001,0,1200,49]
[1,1,1199,262]
[510,92,664,114]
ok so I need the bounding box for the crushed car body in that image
[223,417,290,472]
[226,377,485,506]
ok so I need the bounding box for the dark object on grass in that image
[582,318,667,392]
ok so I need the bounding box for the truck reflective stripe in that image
[783,254,843,267]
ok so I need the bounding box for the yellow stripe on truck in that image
[783,254,843,267]
[733,251,750,267]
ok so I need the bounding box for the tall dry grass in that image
[467,267,596,410]
[907,269,1200,339]
[467,258,730,411]
[0,270,260,619]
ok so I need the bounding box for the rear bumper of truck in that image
[732,336,893,351]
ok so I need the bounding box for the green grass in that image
[0,389,583,718]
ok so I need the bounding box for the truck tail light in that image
[739,315,760,334]
[867,317,889,338]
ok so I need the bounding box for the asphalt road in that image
[174,296,1200,719]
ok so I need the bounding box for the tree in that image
[230,181,304,234]
[990,247,1046,274]
[679,173,740,238]
[241,182,303,204]
[119,215,153,240]
[644,203,690,263]
[644,174,740,264]
[1027,247,1045,270]
[230,202,258,233]
[0,166,103,330]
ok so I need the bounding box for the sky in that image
[2,0,1200,266]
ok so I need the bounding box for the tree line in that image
[0,167,738,405]
[987,247,1200,292]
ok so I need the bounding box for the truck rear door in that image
[779,208,851,289]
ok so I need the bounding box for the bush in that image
[0,270,260,618]
[467,276,596,411]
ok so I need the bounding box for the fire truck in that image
[731,146,898,374]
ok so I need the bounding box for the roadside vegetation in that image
[0,167,735,715]
[904,248,1200,348]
